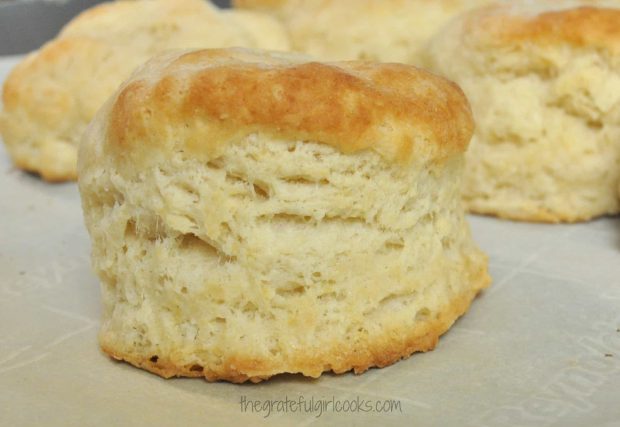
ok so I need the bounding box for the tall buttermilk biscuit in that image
[0,0,289,182]
[78,48,491,383]
[232,0,494,63]
[426,0,620,223]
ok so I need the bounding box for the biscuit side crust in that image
[100,273,490,384]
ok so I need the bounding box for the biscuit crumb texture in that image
[426,1,620,222]
[0,0,289,182]
[80,138,489,383]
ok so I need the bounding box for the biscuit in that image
[78,48,491,383]
[233,0,494,63]
[0,0,289,182]
[425,0,620,222]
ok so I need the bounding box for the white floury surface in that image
[0,55,619,426]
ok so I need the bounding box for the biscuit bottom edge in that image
[465,199,620,224]
[99,271,490,384]
[6,142,78,182]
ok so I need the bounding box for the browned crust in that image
[100,265,491,384]
[1,37,93,110]
[465,4,620,52]
[106,49,474,168]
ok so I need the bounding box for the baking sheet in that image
[0,55,619,427]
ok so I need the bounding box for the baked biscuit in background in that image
[78,48,491,383]
[426,0,620,223]
[232,0,495,63]
[0,0,290,182]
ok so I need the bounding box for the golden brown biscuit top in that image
[461,2,620,52]
[105,48,473,166]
